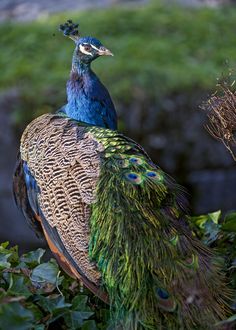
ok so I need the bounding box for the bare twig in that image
[201,73,236,161]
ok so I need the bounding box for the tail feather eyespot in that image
[146,170,163,182]
[124,172,143,185]
[129,156,144,166]
[180,254,199,271]
[156,288,177,312]
[157,288,169,299]
[117,159,130,168]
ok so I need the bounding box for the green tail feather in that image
[87,128,230,329]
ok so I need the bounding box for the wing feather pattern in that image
[18,114,108,302]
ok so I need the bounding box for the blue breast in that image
[64,70,117,130]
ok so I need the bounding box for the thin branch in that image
[201,75,236,160]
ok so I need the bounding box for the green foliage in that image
[190,210,222,245]
[0,242,109,329]
[2,1,236,126]
[189,210,236,315]
[1,209,236,328]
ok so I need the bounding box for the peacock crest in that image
[59,19,80,41]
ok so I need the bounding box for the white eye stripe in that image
[91,44,100,51]
[79,44,93,56]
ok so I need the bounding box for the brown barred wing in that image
[19,114,108,302]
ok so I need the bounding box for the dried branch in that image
[201,76,236,161]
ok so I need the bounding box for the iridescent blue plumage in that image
[61,36,117,130]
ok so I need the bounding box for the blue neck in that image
[64,57,117,130]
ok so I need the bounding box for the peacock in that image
[13,20,231,329]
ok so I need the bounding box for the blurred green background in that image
[0,0,236,250]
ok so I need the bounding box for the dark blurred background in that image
[0,0,236,252]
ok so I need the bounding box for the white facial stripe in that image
[79,44,93,56]
[91,44,100,51]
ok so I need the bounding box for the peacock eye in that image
[83,44,92,51]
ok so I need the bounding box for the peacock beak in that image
[98,47,114,56]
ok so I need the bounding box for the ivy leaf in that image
[0,253,11,269]
[31,260,59,285]
[222,221,236,232]
[208,210,221,224]
[7,274,32,298]
[20,248,45,266]
[35,294,72,325]
[0,243,19,267]
[222,212,236,232]
[0,244,117,329]
[72,295,90,311]
[34,326,45,330]
[64,310,94,329]
[191,210,221,229]
[82,320,98,330]
[203,220,220,245]
[224,211,236,223]
[25,303,43,323]
[36,294,72,313]
[190,210,221,244]
[0,242,9,249]
[0,302,34,330]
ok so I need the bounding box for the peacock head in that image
[59,20,113,64]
